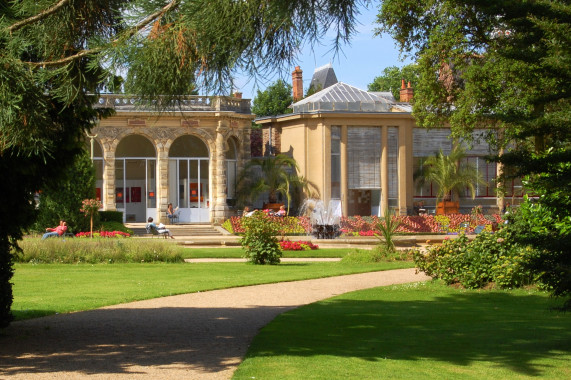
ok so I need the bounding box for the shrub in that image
[14,238,183,264]
[414,230,537,289]
[100,221,133,234]
[221,219,234,233]
[99,211,123,223]
[240,211,282,264]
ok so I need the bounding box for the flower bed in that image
[224,214,503,236]
[75,231,131,238]
[279,241,319,251]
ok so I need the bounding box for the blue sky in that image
[234,2,414,100]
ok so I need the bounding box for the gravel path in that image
[0,268,429,379]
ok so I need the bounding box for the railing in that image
[94,94,251,114]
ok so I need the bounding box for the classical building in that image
[90,94,254,224]
[256,65,517,217]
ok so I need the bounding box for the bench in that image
[146,224,169,239]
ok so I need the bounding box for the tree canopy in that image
[368,64,420,101]
[376,0,570,306]
[252,79,293,117]
[0,0,366,327]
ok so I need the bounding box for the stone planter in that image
[263,203,283,212]
[436,201,459,215]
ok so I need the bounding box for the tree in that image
[235,154,310,213]
[0,0,363,327]
[368,64,420,100]
[252,80,293,117]
[33,150,98,235]
[415,146,486,205]
[376,0,570,307]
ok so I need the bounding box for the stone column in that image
[212,120,229,223]
[380,125,388,215]
[103,147,116,211]
[398,123,409,215]
[340,125,348,217]
[157,146,170,224]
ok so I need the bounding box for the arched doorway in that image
[115,135,157,222]
[168,135,210,223]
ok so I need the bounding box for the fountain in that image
[299,199,342,239]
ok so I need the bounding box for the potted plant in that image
[414,146,486,214]
[235,154,311,214]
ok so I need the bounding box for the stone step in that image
[129,224,225,237]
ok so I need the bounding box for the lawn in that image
[11,261,413,320]
[233,281,571,380]
[183,247,353,259]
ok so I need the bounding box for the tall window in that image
[347,127,381,189]
[331,126,341,199]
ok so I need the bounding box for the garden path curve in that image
[0,268,429,379]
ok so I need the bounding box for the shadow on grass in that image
[245,290,570,377]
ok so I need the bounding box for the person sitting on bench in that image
[146,217,175,239]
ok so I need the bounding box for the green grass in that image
[11,261,413,321]
[183,247,353,259]
[233,281,571,380]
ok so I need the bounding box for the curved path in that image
[0,268,429,379]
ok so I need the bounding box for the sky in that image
[233,2,414,100]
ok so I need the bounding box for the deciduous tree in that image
[376,0,570,307]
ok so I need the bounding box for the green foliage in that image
[14,238,183,264]
[415,145,486,203]
[100,221,133,235]
[376,0,571,306]
[252,80,293,117]
[240,212,282,265]
[373,209,401,253]
[236,154,311,209]
[341,247,414,264]
[33,150,98,234]
[368,64,420,100]
[99,211,124,223]
[505,196,571,307]
[221,219,234,234]
[415,231,536,289]
[0,0,361,327]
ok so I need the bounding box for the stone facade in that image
[92,95,253,224]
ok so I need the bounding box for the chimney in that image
[233,92,242,99]
[399,79,414,102]
[292,66,303,102]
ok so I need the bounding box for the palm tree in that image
[236,154,312,213]
[415,145,486,205]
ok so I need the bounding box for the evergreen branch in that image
[7,0,72,34]
[25,0,181,68]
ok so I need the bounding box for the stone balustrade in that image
[94,94,251,114]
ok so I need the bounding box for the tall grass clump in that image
[14,238,183,264]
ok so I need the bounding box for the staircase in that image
[127,223,226,237]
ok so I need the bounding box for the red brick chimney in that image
[399,79,414,102]
[292,66,303,102]
[233,92,242,99]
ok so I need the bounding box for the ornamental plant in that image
[240,211,282,264]
[80,199,103,239]
[374,209,401,253]
[279,241,319,251]
[414,229,536,289]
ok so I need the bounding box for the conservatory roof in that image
[291,82,392,113]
